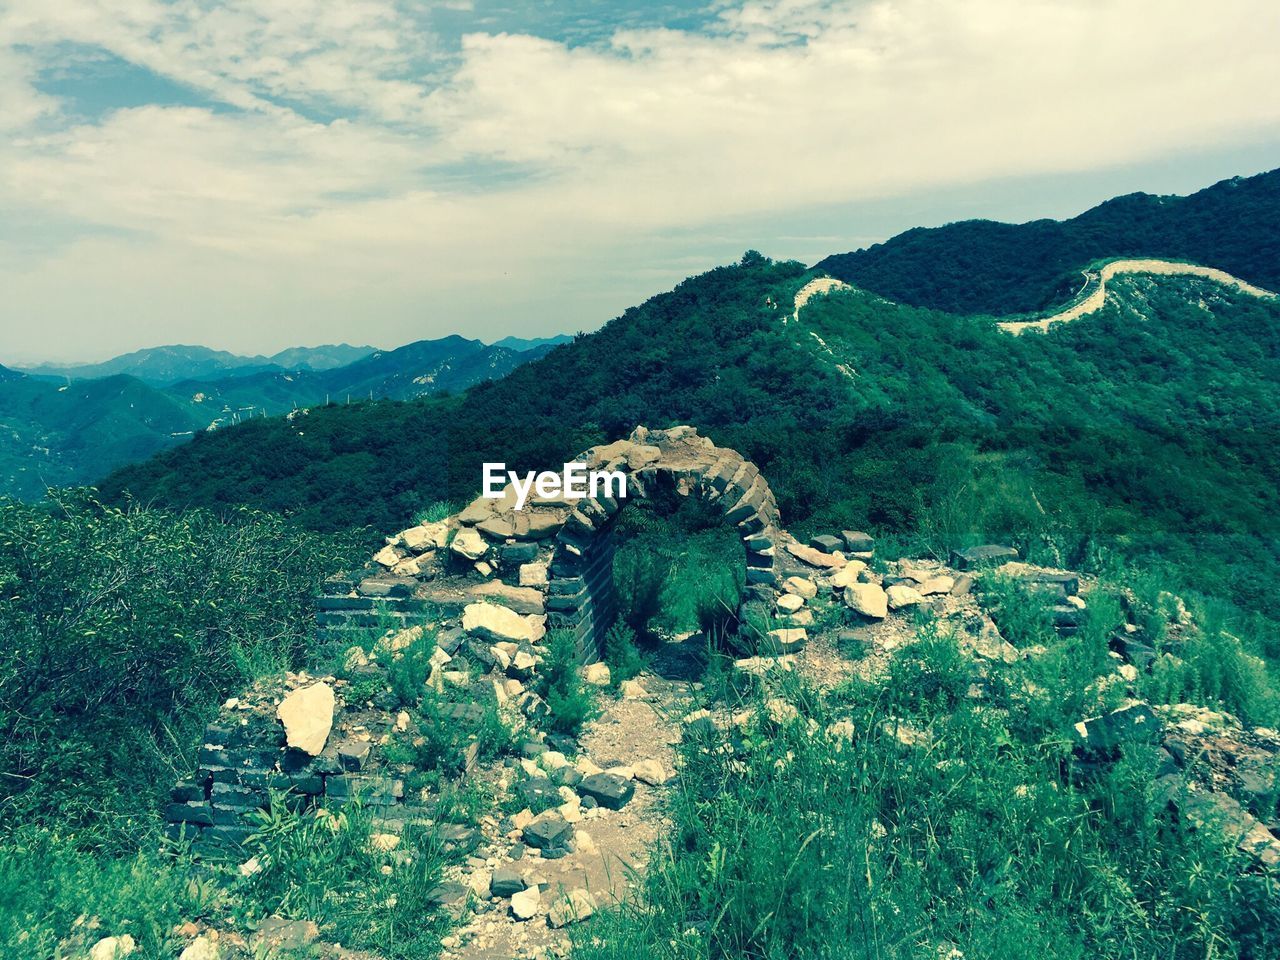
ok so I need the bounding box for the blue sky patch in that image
[32,44,232,122]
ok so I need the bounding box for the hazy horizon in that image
[2,0,1278,363]
[3,332,576,370]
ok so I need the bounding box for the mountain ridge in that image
[19,343,380,385]
[814,168,1280,315]
[100,249,1280,621]
[0,334,553,500]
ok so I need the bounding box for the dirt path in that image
[997,259,1277,335]
[442,673,691,960]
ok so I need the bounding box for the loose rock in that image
[463,602,538,644]
[578,773,635,810]
[89,936,137,960]
[549,888,597,928]
[844,583,888,619]
[276,682,335,755]
[510,886,542,920]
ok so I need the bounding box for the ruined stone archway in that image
[172,427,800,855]
[313,425,787,664]
[542,425,783,660]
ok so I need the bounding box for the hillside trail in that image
[441,583,951,960]
[789,260,1277,339]
[996,259,1278,334]
[441,654,695,960]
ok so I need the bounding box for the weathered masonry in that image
[543,428,782,659]
[168,426,791,855]
[312,424,784,663]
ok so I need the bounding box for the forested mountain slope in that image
[0,373,204,499]
[815,168,1280,314]
[0,336,551,500]
[102,254,1280,618]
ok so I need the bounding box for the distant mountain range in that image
[0,334,566,500]
[491,334,574,352]
[20,343,378,385]
[17,337,573,387]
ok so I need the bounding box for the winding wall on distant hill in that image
[996,259,1278,335]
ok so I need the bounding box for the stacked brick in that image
[164,683,483,859]
[167,425,792,856]
[314,424,785,664]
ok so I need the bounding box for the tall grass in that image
[237,796,451,960]
[573,618,1280,959]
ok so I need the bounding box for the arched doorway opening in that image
[544,426,782,662]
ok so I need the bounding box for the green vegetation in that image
[815,168,1280,314]
[602,622,645,684]
[0,373,207,500]
[0,491,360,839]
[540,629,598,735]
[612,491,745,642]
[576,589,1280,960]
[0,492,362,959]
[237,797,450,960]
[0,833,213,960]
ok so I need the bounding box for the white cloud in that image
[0,0,436,119]
[1,0,1278,360]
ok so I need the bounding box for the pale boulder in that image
[90,937,137,960]
[886,584,925,610]
[633,759,668,785]
[619,680,649,699]
[450,527,489,561]
[373,544,402,568]
[401,522,448,553]
[276,682,335,755]
[785,541,846,569]
[582,662,612,687]
[519,562,549,587]
[845,583,888,619]
[510,886,542,920]
[463,602,537,643]
[916,575,955,596]
[827,561,869,589]
[179,937,219,960]
[549,889,597,928]
[776,593,805,614]
[782,576,817,599]
[763,628,807,655]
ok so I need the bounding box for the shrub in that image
[0,491,360,841]
[412,501,455,525]
[978,574,1058,648]
[613,546,672,639]
[383,626,437,709]
[0,827,214,960]
[883,621,971,716]
[539,630,597,735]
[383,696,515,780]
[602,622,645,684]
[693,571,743,643]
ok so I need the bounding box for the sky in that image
[1,0,1278,364]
